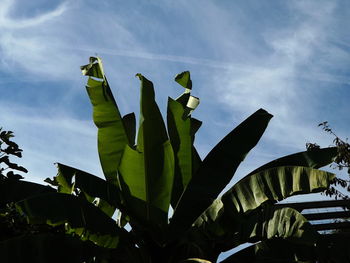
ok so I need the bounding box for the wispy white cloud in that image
[0,0,68,29]
[0,101,102,183]
[213,0,349,151]
[0,0,349,192]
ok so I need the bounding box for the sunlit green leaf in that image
[170,109,273,236]
[83,57,128,186]
[167,97,194,207]
[248,147,338,176]
[175,71,192,90]
[118,74,174,229]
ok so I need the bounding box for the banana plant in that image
[0,57,339,263]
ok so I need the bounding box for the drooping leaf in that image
[192,166,334,257]
[237,206,318,245]
[195,206,318,257]
[54,163,122,216]
[248,147,338,176]
[0,233,111,263]
[0,179,54,207]
[82,57,128,186]
[222,166,335,214]
[16,193,127,248]
[195,166,335,230]
[170,109,273,236]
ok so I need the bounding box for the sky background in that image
[1,0,350,259]
[1,0,350,212]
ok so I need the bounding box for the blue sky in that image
[1,0,350,199]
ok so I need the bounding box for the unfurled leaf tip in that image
[175,71,192,90]
[135,73,143,80]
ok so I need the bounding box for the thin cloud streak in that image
[214,0,349,152]
[0,0,68,29]
[68,45,350,86]
[0,0,348,193]
[0,102,102,183]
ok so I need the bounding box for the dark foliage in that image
[307,122,350,199]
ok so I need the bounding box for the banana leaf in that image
[222,166,335,214]
[167,71,202,208]
[16,192,128,248]
[122,112,136,146]
[0,179,54,207]
[0,233,110,263]
[175,71,192,91]
[237,206,318,245]
[118,74,174,229]
[196,166,335,227]
[82,57,129,186]
[170,109,273,236]
[196,206,318,260]
[193,166,334,256]
[248,147,338,176]
[167,97,195,208]
[53,163,122,217]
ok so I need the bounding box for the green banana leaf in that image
[118,143,174,231]
[118,74,174,228]
[167,97,195,208]
[198,206,318,260]
[167,71,202,208]
[53,163,123,217]
[0,233,110,263]
[191,118,203,183]
[0,179,54,207]
[237,206,318,245]
[175,71,192,90]
[16,193,127,248]
[248,147,338,176]
[122,112,136,146]
[222,166,335,214]
[82,57,129,186]
[170,109,273,236]
[192,166,334,257]
[196,166,335,228]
